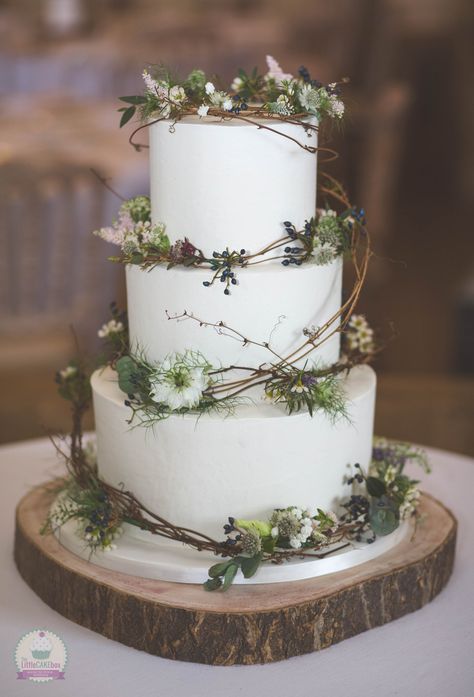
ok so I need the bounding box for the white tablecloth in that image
[0,437,472,696]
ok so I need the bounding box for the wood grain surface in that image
[14,484,456,665]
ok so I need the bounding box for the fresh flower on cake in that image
[118,55,346,129]
[149,352,211,410]
[94,195,170,261]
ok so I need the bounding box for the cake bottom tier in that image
[91,365,376,540]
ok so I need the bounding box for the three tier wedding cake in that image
[49,57,428,589]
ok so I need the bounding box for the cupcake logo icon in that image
[30,631,52,660]
[15,629,67,682]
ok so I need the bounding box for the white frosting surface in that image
[126,258,342,368]
[149,117,317,251]
[91,365,376,539]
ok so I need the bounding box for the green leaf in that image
[208,560,233,578]
[221,562,239,591]
[262,536,276,554]
[369,496,399,536]
[129,253,144,265]
[203,577,223,591]
[240,553,263,579]
[119,105,136,127]
[119,95,148,104]
[116,356,137,395]
[234,519,272,537]
[366,476,386,498]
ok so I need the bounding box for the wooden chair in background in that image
[0,160,123,441]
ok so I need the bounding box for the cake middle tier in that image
[126,258,342,368]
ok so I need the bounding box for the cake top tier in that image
[149,116,318,251]
[111,55,348,255]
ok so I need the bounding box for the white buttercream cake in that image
[90,116,377,545]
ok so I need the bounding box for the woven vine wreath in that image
[94,172,366,296]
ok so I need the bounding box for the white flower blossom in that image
[274,94,293,115]
[319,208,337,218]
[289,537,302,549]
[298,83,324,116]
[300,525,313,540]
[271,526,279,538]
[98,319,124,339]
[399,486,421,519]
[231,76,244,92]
[311,240,338,265]
[222,98,233,111]
[59,365,77,380]
[291,382,308,394]
[328,94,345,119]
[149,353,210,410]
[205,81,215,95]
[346,314,374,354]
[197,104,209,117]
[209,90,232,109]
[169,85,186,104]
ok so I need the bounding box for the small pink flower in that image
[265,55,293,85]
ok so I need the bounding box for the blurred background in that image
[0,0,473,453]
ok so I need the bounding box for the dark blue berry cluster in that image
[222,517,243,547]
[283,220,297,238]
[230,94,249,114]
[281,219,315,266]
[84,491,114,542]
[202,248,246,295]
[298,65,323,89]
[348,207,366,226]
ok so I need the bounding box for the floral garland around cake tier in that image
[118,56,346,153]
[42,363,430,591]
[93,189,365,296]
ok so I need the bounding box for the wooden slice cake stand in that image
[14,483,456,665]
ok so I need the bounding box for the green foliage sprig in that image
[343,439,430,536]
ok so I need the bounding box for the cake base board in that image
[14,484,456,666]
[53,506,411,585]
